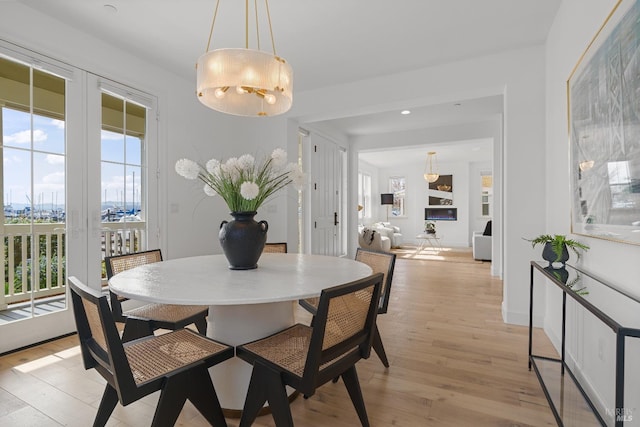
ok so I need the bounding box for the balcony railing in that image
[1,222,145,310]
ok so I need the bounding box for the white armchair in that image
[372,222,403,248]
[358,227,391,252]
[472,231,492,260]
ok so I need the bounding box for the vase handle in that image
[220,220,228,230]
[259,220,269,233]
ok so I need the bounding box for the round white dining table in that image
[108,253,372,412]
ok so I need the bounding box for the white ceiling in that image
[359,139,494,169]
[14,0,559,139]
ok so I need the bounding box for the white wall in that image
[546,0,640,422]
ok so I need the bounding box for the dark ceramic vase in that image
[542,242,569,266]
[219,211,268,270]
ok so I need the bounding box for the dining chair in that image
[263,242,288,253]
[105,249,208,342]
[68,276,233,427]
[299,248,396,367]
[236,273,383,427]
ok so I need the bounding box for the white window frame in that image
[358,172,371,220]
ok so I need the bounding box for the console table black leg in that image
[528,264,534,370]
[561,292,566,376]
[615,334,625,427]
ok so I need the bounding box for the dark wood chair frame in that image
[236,273,383,427]
[299,248,396,367]
[68,276,234,427]
[105,249,208,342]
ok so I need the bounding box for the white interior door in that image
[308,133,344,256]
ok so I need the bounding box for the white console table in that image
[416,233,442,251]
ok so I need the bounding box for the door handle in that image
[334,212,339,226]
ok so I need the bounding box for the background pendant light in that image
[196,0,293,117]
[424,151,439,183]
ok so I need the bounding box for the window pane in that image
[2,108,31,150]
[33,152,65,221]
[0,56,68,323]
[390,176,406,217]
[126,135,142,166]
[102,130,125,163]
[33,114,65,155]
[102,161,125,212]
[3,147,31,218]
[100,89,147,264]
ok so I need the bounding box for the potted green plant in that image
[424,221,436,234]
[524,234,589,266]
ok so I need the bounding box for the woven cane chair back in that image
[106,249,162,276]
[69,277,138,393]
[263,242,288,253]
[355,248,396,314]
[303,273,382,380]
[105,249,162,316]
[104,249,208,341]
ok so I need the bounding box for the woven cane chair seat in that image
[125,328,229,385]
[241,324,311,377]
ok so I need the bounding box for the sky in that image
[2,107,142,213]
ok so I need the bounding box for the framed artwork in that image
[428,174,453,205]
[569,0,640,245]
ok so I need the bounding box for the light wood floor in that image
[0,257,558,426]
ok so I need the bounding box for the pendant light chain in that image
[205,0,277,54]
[254,0,261,51]
[265,0,277,55]
[205,0,221,53]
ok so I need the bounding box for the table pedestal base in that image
[206,301,296,413]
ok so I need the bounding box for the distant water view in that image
[4,202,142,223]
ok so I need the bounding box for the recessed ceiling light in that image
[401,110,411,115]
[104,4,118,13]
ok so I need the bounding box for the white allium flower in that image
[176,149,305,212]
[175,158,200,180]
[238,154,255,170]
[203,184,217,197]
[271,148,287,168]
[289,165,306,190]
[240,181,260,200]
[225,157,238,170]
[221,157,240,181]
[206,158,220,174]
